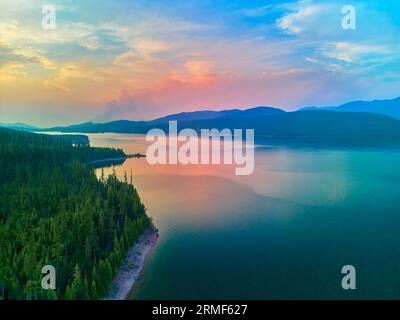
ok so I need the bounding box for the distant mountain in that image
[335,97,400,119]
[299,106,336,111]
[151,110,237,123]
[299,97,400,119]
[41,106,400,144]
[45,120,149,133]
[0,122,37,131]
[151,106,284,123]
[222,106,285,119]
[43,107,285,133]
[187,110,400,139]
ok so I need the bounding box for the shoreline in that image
[105,223,158,300]
[90,157,127,165]
[89,154,146,166]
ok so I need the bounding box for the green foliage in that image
[0,128,150,300]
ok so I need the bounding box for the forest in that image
[0,128,150,299]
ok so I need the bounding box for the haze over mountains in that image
[2,97,400,143]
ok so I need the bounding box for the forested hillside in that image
[0,128,150,299]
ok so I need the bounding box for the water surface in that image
[90,133,400,299]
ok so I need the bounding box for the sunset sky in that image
[1,0,399,126]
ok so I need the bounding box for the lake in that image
[89,133,400,299]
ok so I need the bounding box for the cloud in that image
[275,0,400,75]
[43,64,101,91]
[0,41,39,66]
[170,60,218,84]
[0,41,56,69]
[1,0,400,125]
[321,42,390,64]
[0,19,123,52]
[276,0,339,36]
[241,4,277,17]
[94,60,356,122]
[0,62,26,82]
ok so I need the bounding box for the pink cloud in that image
[96,65,357,121]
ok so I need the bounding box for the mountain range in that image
[3,97,400,144]
[0,122,37,131]
[300,97,400,119]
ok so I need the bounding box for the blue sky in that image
[0,0,399,126]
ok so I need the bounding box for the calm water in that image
[89,133,400,299]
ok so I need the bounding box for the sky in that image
[0,0,399,126]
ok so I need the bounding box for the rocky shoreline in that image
[105,224,158,300]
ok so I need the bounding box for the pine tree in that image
[90,280,99,300]
[69,264,82,300]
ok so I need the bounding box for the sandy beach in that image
[106,224,158,300]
